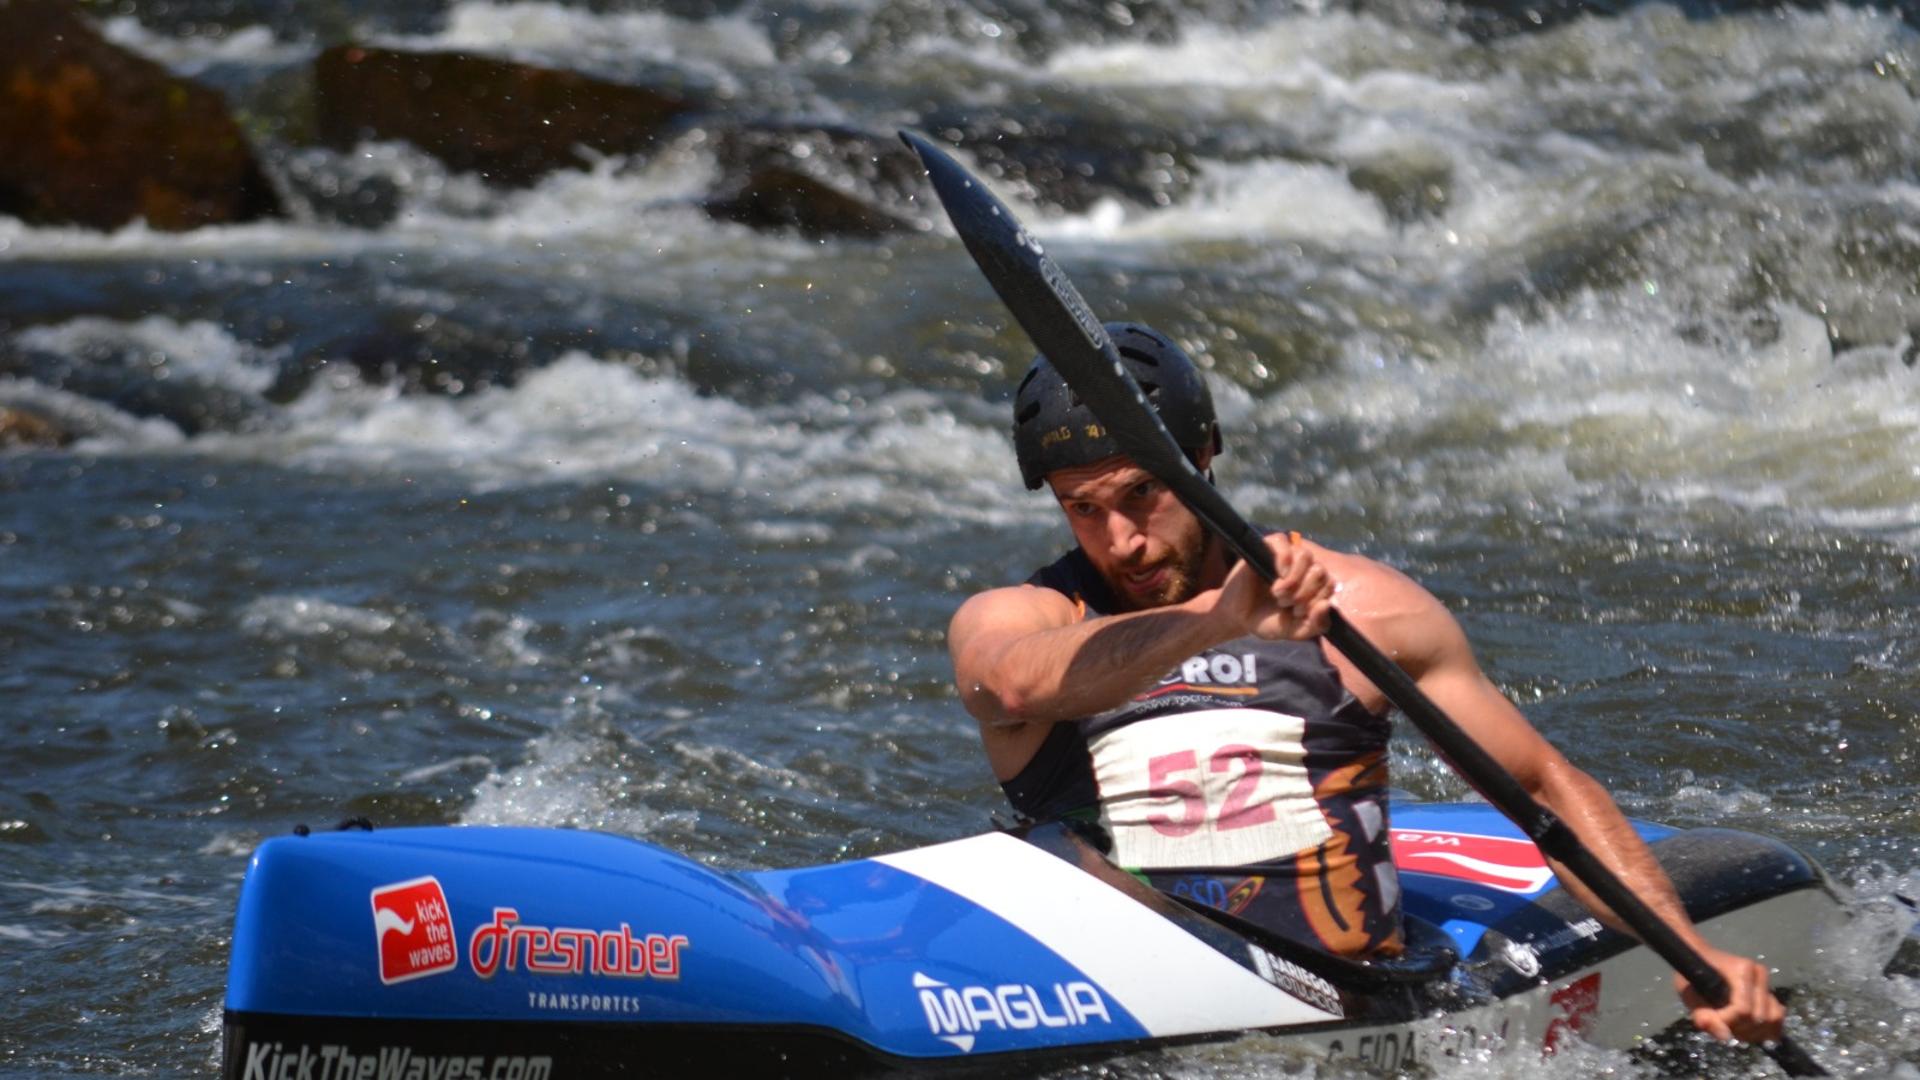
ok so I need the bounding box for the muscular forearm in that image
[967,596,1234,726]
[1534,764,1704,947]
[1357,570,1785,1042]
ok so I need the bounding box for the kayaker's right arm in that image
[950,537,1336,779]
[948,584,1226,773]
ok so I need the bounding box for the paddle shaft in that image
[899,128,1824,1077]
[1153,482,1726,988]
[1211,519,1825,1078]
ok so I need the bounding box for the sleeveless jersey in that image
[1000,547,1403,957]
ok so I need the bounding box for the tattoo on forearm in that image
[1065,610,1197,692]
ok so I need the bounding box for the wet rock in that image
[705,165,918,238]
[1349,152,1454,225]
[335,316,536,397]
[0,0,283,231]
[0,406,68,448]
[7,330,275,436]
[314,45,698,187]
[920,108,1203,212]
[1445,0,1902,41]
[1451,0,1634,41]
[274,147,405,230]
[762,0,1194,67]
[703,125,927,238]
[0,816,51,844]
[104,379,270,437]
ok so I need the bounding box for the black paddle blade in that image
[899,128,1277,579]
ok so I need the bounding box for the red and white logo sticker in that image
[1390,829,1556,894]
[1543,972,1602,1053]
[371,876,458,985]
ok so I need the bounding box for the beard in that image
[1108,527,1213,612]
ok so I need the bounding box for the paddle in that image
[899,128,1827,1078]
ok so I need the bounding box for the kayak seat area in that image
[1354,914,1460,985]
[1005,816,1460,992]
[1164,889,1459,991]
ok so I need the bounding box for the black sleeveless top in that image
[999,547,1404,957]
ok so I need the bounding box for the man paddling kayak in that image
[946,322,1787,1046]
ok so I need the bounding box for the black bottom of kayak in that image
[222,1011,1213,1079]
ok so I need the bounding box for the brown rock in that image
[921,108,1204,214]
[0,0,282,231]
[705,163,919,238]
[1349,152,1454,224]
[703,126,926,239]
[0,406,68,447]
[314,46,696,187]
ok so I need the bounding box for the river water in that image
[3,0,1919,1075]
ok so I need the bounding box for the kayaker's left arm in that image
[1314,545,1787,1046]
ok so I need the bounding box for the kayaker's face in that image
[1047,454,1214,611]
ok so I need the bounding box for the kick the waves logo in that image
[372,878,458,985]
[241,1042,551,1080]
[913,972,1112,1053]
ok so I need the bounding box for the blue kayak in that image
[221,802,1835,1078]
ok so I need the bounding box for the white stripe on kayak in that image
[876,832,1339,1036]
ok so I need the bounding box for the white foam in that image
[192,352,1036,526]
[1241,295,1920,539]
[398,755,496,784]
[1835,863,1920,981]
[196,832,263,859]
[1667,784,1774,817]
[0,880,215,908]
[1047,14,1461,94]
[390,1,775,86]
[743,520,835,544]
[0,924,67,945]
[462,723,698,839]
[1497,2,1912,88]
[273,352,762,484]
[99,16,309,73]
[1044,159,1394,245]
[0,213,385,261]
[0,142,739,259]
[466,611,545,668]
[237,595,400,639]
[403,146,724,247]
[0,377,187,449]
[15,316,282,396]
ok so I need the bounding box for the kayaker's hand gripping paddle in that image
[900,128,1825,1078]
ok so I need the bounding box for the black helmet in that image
[1012,322,1221,490]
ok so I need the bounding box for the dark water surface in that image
[4,0,1920,1075]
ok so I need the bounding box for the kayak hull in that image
[220,803,1837,1077]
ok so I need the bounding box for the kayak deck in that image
[221,802,1837,1077]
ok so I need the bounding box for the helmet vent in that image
[1015,400,1041,423]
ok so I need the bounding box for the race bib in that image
[1089,709,1333,869]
